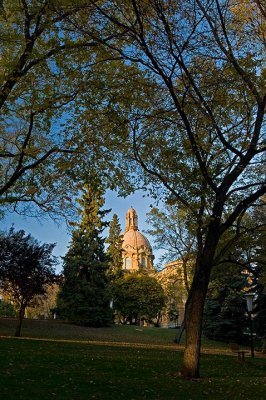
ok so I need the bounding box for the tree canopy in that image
[0,0,148,219]
[113,273,165,325]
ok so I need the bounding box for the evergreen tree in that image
[203,267,248,343]
[106,213,123,279]
[57,182,112,327]
[254,289,266,353]
[0,301,16,318]
[252,196,266,352]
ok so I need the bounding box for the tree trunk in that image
[174,319,185,344]
[180,264,211,379]
[261,337,266,354]
[14,305,26,337]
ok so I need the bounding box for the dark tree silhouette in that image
[0,228,58,336]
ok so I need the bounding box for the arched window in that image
[125,257,131,270]
[141,257,146,268]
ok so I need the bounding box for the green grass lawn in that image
[0,317,177,344]
[0,318,265,400]
[0,317,229,349]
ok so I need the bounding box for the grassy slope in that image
[0,317,176,344]
[0,318,229,348]
[0,319,265,400]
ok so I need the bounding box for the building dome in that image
[122,207,154,273]
[122,229,152,252]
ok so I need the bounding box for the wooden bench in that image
[229,343,249,362]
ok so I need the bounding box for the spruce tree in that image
[203,267,248,343]
[252,196,266,352]
[57,182,112,327]
[106,213,123,279]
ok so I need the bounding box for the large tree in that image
[57,181,112,327]
[113,273,165,325]
[83,0,266,378]
[0,227,57,336]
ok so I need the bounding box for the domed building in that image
[120,207,189,327]
[122,207,154,273]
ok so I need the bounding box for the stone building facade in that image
[153,261,188,327]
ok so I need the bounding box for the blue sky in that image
[1,190,163,273]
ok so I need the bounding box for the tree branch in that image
[221,185,266,234]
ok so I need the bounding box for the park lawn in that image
[0,318,230,350]
[1,319,264,399]
[0,317,177,344]
[0,337,265,400]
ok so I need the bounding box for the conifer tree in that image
[203,267,248,343]
[57,182,112,327]
[106,213,123,279]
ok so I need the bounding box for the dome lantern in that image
[125,207,138,232]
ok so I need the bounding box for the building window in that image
[125,257,131,270]
[141,257,146,268]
